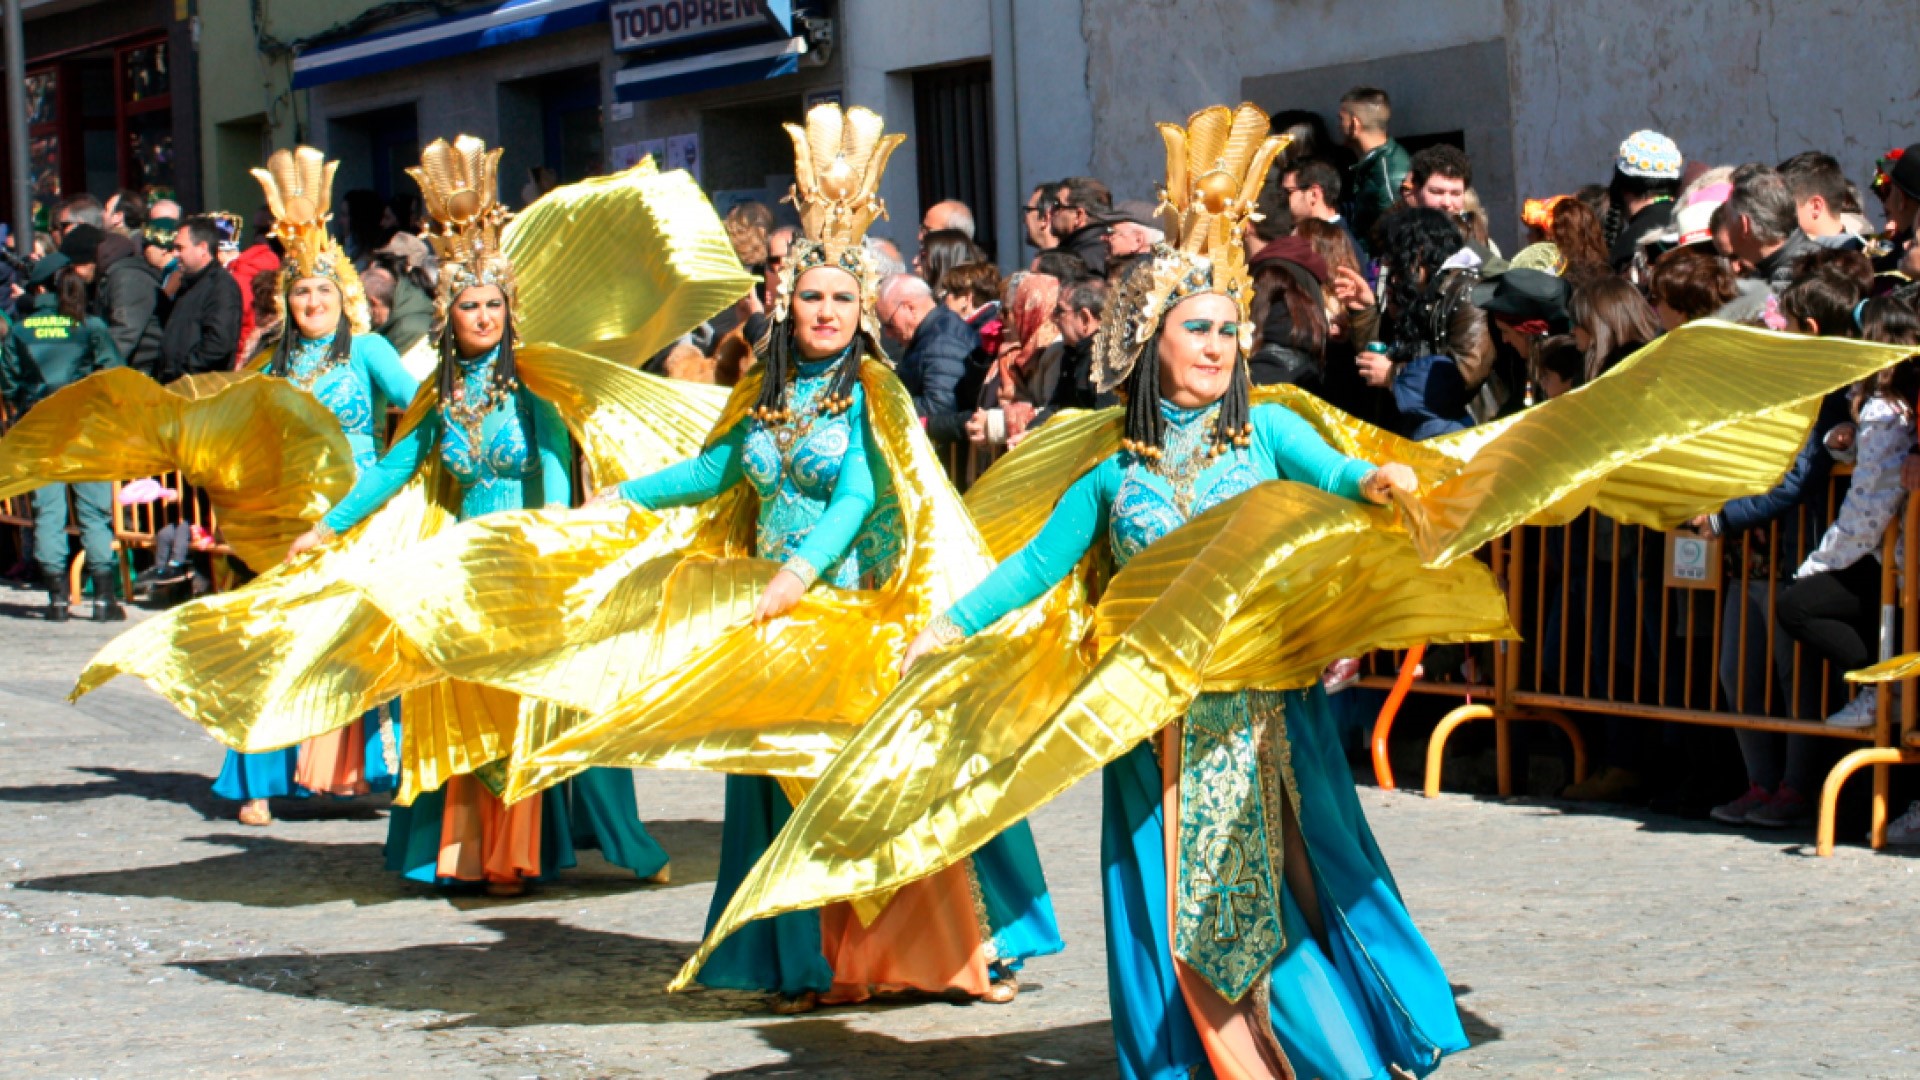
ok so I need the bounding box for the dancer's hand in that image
[899,625,943,676]
[1361,462,1417,504]
[284,528,324,561]
[752,569,807,625]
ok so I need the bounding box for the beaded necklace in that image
[444,347,517,452]
[752,348,856,475]
[284,332,345,393]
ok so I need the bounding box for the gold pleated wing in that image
[507,158,756,367]
[70,155,752,788]
[1847,654,1920,684]
[674,321,1916,989]
[71,348,730,800]
[322,358,997,803]
[0,368,357,569]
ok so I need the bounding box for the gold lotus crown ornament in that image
[408,135,517,322]
[251,146,369,334]
[1092,102,1291,392]
[772,104,906,343]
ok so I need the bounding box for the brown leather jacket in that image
[1351,265,1501,420]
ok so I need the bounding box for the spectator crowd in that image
[8,89,1920,843]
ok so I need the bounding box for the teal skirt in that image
[1103,686,1467,1079]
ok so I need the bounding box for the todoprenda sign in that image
[610,0,792,53]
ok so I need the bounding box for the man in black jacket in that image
[158,216,242,381]
[877,273,986,448]
[1048,177,1113,277]
[1723,163,1820,292]
[1031,277,1114,430]
[88,231,165,375]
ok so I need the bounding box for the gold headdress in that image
[252,146,369,334]
[1092,103,1291,392]
[772,104,906,345]
[408,136,516,325]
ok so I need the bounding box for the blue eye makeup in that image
[798,289,825,302]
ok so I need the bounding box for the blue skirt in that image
[699,774,1064,996]
[211,707,402,801]
[1104,686,1467,1080]
[384,767,669,885]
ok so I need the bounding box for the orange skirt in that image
[293,719,372,796]
[430,774,543,884]
[817,861,995,1002]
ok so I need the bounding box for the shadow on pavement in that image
[21,834,404,907]
[710,1017,1116,1078]
[1451,983,1504,1048]
[19,823,721,908]
[0,767,233,820]
[175,916,782,1027]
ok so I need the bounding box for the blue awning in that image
[292,0,610,89]
[612,34,807,102]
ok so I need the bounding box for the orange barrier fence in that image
[1360,468,1920,856]
[0,400,235,604]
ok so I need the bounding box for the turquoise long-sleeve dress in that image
[618,346,1063,996]
[941,399,1468,1080]
[212,331,416,803]
[320,344,669,884]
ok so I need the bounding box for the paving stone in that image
[1,607,1916,1076]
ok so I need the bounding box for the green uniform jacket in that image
[1,292,124,409]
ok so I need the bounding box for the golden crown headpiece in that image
[408,135,517,323]
[771,104,905,345]
[1092,103,1290,393]
[251,146,369,334]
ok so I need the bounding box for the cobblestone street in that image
[3,608,1918,1078]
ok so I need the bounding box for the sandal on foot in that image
[237,800,273,827]
[485,879,527,898]
[769,991,819,1015]
[983,976,1020,1004]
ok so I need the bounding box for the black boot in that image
[89,569,126,622]
[44,573,70,622]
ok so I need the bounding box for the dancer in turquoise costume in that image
[214,146,415,826]
[895,105,1459,1078]
[915,394,1460,1078]
[286,136,667,895]
[604,102,1059,1012]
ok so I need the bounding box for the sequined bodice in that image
[1108,401,1261,569]
[289,334,377,469]
[742,353,902,587]
[438,348,534,519]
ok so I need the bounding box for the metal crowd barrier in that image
[0,399,235,601]
[1362,469,1920,856]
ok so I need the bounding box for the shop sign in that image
[610,0,792,53]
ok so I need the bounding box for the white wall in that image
[1507,0,1920,221]
[1078,0,1502,201]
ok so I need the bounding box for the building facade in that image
[11,1,1917,264]
[4,0,199,220]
